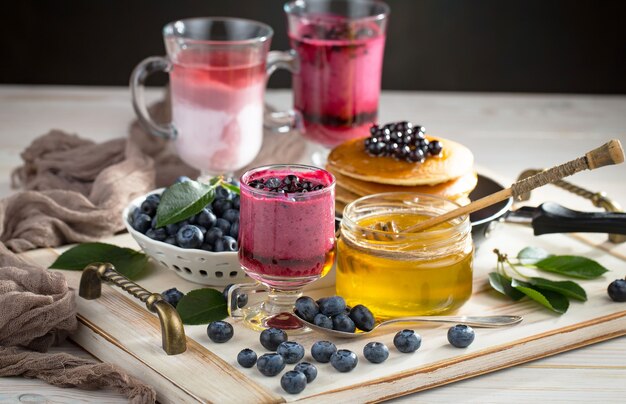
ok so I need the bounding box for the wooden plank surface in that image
[1,85,626,403]
[21,221,626,403]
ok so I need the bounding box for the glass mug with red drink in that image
[131,18,293,177]
[235,164,336,331]
[270,0,389,148]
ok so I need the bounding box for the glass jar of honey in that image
[336,193,473,319]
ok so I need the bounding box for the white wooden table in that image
[0,85,625,403]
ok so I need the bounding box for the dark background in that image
[2,0,625,93]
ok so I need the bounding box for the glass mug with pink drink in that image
[131,18,286,177]
[275,0,390,147]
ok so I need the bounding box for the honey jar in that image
[336,193,473,319]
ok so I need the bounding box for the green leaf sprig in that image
[155,177,239,228]
[488,247,609,314]
[49,242,149,280]
[175,288,228,324]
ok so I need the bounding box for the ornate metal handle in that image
[79,263,187,355]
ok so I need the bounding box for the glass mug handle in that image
[264,50,300,133]
[130,56,177,139]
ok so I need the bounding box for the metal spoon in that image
[299,314,523,339]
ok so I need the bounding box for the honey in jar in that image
[336,193,473,319]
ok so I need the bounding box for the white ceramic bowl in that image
[122,189,248,286]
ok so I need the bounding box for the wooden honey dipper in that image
[374,139,624,236]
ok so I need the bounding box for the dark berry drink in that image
[239,165,336,289]
[286,1,388,147]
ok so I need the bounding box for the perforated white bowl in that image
[122,189,248,286]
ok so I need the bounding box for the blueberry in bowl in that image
[123,180,245,286]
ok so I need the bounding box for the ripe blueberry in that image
[132,213,152,234]
[295,296,319,322]
[608,278,626,302]
[349,304,375,332]
[330,349,358,372]
[207,321,234,343]
[237,348,257,368]
[311,341,337,363]
[447,324,475,348]
[257,353,285,377]
[260,327,288,351]
[318,296,346,317]
[277,341,305,364]
[176,225,204,249]
[332,313,356,333]
[294,362,317,383]
[280,370,307,394]
[313,313,333,329]
[393,329,422,353]
[161,288,184,308]
[363,342,389,364]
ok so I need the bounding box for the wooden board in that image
[22,223,626,403]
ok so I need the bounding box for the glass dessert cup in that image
[336,193,474,319]
[236,164,336,332]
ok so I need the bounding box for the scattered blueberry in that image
[132,213,152,234]
[393,330,422,353]
[222,284,248,309]
[256,353,286,377]
[447,324,475,348]
[237,348,257,368]
[280,370,307,394]
[332,313,356,333]
[260,327,288,351]
[330,349,358,372]
[207,321,234,343]
[313,313,333,329]
[349,304,375,332]
[294,362,317,383]
[161,288,184,308]
[295,296,319,322]
[608,278,626,302]
[318,296,347,317]
[221,236,238,252]
[277,341,305,364]
[363,342,389,364]
[196,208,217,229]
[176,225,204,249]
[311,341,337,363]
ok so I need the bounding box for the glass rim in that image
[163,17,274,46]
[342,192,471,241]
[240,163,336,198]
[284,0,390,23]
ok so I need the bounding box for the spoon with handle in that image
[298,314,523,339]
[373,139,624,236]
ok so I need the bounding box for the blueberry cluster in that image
[130,178,240,252]
[364,121,443,162]
[295,296,376,333]
[247,175,324,194]
[608,277,626,302]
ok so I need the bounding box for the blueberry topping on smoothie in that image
[245,175,326,194]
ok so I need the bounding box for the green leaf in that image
[517,246,551,264]
[49,242,148,280]
[176,288,228,325]
[534,255,609,279]
[220,181,240,195]
[511,279,570,314]
[488,272,525,301]
[527,277,587,301]
[155,180,217,228]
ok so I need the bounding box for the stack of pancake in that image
[326,136,477,215]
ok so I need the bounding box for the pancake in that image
[328,166,478,202]
[327,136,474,186]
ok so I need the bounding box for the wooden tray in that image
[23,224,626,403]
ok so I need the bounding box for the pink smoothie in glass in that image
[290,19,385,147]
[239,166,336,289]
[169,49,266,174]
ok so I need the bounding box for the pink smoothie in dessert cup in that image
[285,0,389,148]
[238,164,336,331]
